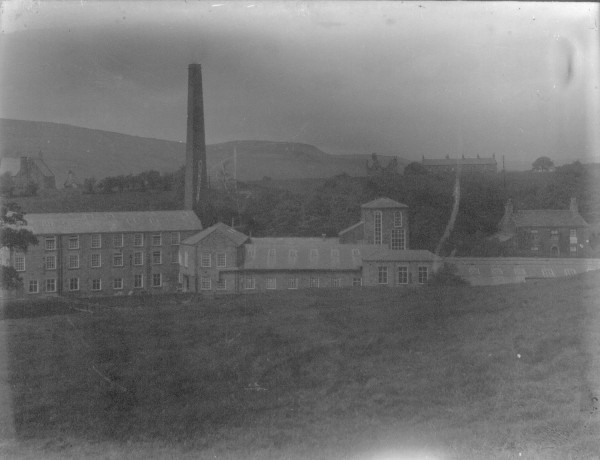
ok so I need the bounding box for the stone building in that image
[421,154,497,174]
[9,210,202,297]
[496,198,591,258]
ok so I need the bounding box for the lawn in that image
[1,272,599,460]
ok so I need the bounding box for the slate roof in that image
[361,247,439,262]
[23,210,202,235]
[511,210,589,228]
[422,157,497,166]
[181,222,249,246]
[241,238,372,271]
[30,158,54,177]
[361,197,408,209]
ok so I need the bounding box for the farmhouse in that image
[496,198,591,258]
[421,154,497,174]
[8,210,202,297]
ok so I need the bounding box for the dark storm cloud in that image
[0,2,598,165]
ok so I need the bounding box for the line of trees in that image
[84,170,180,194]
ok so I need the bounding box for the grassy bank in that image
[2,273,600,459]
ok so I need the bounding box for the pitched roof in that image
[30,158,54,177]
[361,247,439,262]
[181,222,249,246]
[23,210,202,235]
[511,210,589,228]
[0,158,21,176]
[241,239,372,271]
[361,197,408,209]
[422,157,497,166]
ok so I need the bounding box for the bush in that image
[427,263,469,286]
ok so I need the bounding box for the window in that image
[310,249,318,262]
[394,211,402,227]
[171,250,179,264]
[68,254,80,269]
[200,277,211,290]
[113,278,123,290]
[287,278,298,289]
[184,252,189,268]
[216,253,226,268]
[91,234,101,249]
[68,235,79,249]
[152,251,162,265]
[514,268,526,276]
[266,278,276,290]
[69,277,79,291]
[468,267,481,275]
[331,250,340,265]
[14,255,25,272]
[244,277,255,289]
[134,274,144,288]
[353,277,362,286]
[565,268,577,276]
[550,230,559,240]
[45,237,56,251]
[113,233,124,248]
[113,253,124,267]
[570,245,577,253]
[418,267,428,284]
[216,279,226,290]
[28,279,38,294]
[134,233,144,247]
[491,268,503,276]
[90,253,101,268]
[352,248,360,257]
[391,229,406,250]
[45,255,56,270]
[570,229,577,244]
[378,266,388,284]
[374,211,383,245]
[531,246,539,251]
[92,279,102,291]
[289,249,298,262]
[309,277,319,288]
[542,268,554,277]
[152,233,162,246]
[133,251,143,265]
[45,279,56,293]
[171,232,180,245]
[267,248,276,266]
[530,230,539,240]
[152,273,162,287]
[398,266,408,284]
[201,253,211,267]
[332,278,341,287]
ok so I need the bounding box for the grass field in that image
[1,273,599,460]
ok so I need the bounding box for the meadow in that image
[1,272,599,460]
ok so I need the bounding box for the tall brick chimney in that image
[184,64,208,213]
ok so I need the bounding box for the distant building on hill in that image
[0,153,56,193]
[421,154,497,174]
[496,198,591,258]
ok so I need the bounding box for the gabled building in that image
[421,154,497,174]
[8,210,202,297]
[497,198,590,258]
[0,155,56,192]
[179,197,437,293]
[339,197,409,249]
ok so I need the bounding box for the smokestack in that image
[184,64,208,213]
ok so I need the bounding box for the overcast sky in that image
[1,1,599,168]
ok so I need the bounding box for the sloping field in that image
[1,272,599,460]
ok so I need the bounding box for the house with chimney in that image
[0,153,56,194]
[496,198,591,258]
[421,154,497,174]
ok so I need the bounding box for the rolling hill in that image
[0,119,408,186]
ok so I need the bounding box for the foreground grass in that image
[2,273,600,459]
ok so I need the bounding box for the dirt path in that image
[583,283,600,418]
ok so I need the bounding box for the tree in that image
[532,156,555,172]
[0,203,38,290]
[83,177,97,194]
[404,161,429,176]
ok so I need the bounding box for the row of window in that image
[45,232,181,251]
[377,266,428,284]
[15,250,178,272]
[530,245,577,253]
[530,229,577,239]
[26,274,163,294]
[197,276,358,291]
[199,253,227,268]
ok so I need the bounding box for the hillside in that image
[2,272,599,459]
[0,119,407,185]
